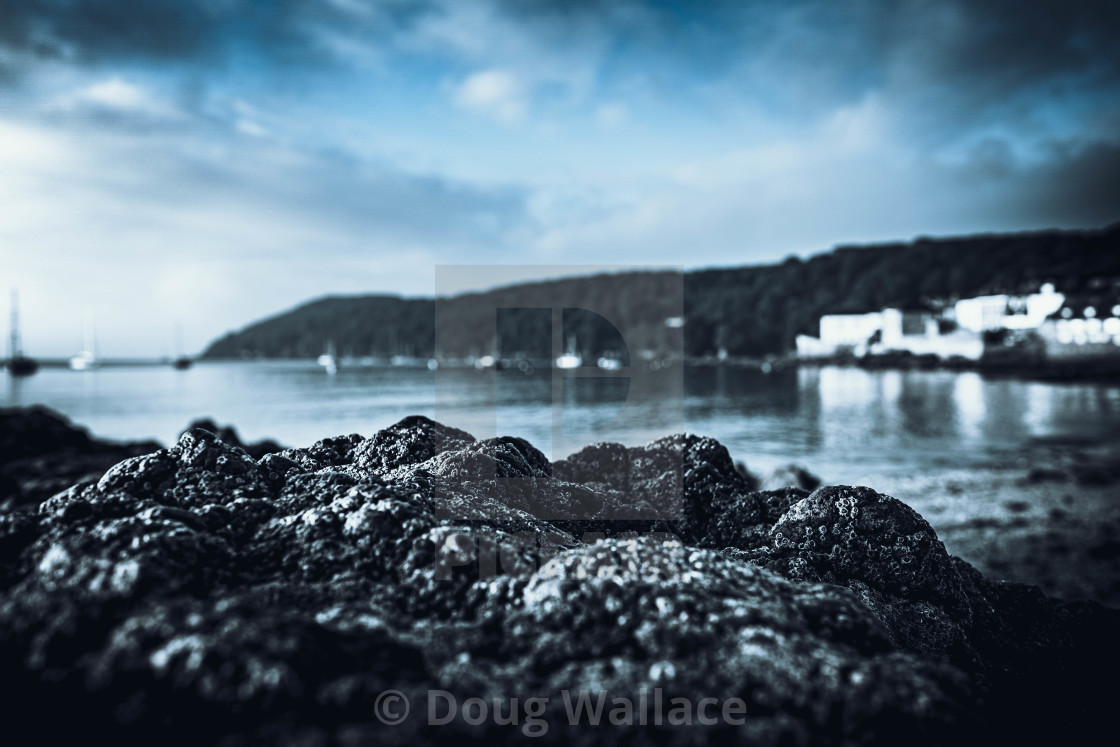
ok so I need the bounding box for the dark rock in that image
[556,433,762,541]
[0,413,1116,745]
[705,487,810,552]
[497,537,976,745]
[353,415,475,476]
[0,405,97,460]
[764,486,967,608]
[181,418,286,460]
[0,406,160,508]
[757,486,981,668]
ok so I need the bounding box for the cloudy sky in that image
[2,0,1118,356]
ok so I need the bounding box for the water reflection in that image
[816,367,879,410]
[3,362,1117,483]
[559,377,630,456]
[953,373,985,441]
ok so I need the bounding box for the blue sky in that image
[2,0,1118,356]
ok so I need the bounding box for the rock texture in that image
[180,418,285,460]
[1,410,1116,745]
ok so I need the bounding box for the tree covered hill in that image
[203,224,1120,360]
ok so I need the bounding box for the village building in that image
[795,284,1074,362]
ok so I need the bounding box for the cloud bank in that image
[1,0,1117,355]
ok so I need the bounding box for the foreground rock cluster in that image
[0,409,1116,745]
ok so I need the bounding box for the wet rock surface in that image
[181,418,286,460]
[1,409,1117,745]
[0,406,161,510]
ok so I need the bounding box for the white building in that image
[953,284,1064,333]
[796,285,1063,361]
[820,313,886,347]
[796,312,883,358]
[874,306,984,360]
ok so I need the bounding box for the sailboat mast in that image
[9,289,20,359]
[84,309,95,356]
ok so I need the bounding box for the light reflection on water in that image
[953,373,985,442]
[3,362,1118,484]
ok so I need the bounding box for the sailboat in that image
[69,310,101,371]
[555,334,582,369]
[6,289,39,377]
[317,339,338,375]
[171,322,192,370]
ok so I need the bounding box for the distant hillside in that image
[205,295,437,360]
[203,224,1120,360]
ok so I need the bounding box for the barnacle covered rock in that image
[0,411,1116,745]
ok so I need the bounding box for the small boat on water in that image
[69,311,101,371]
[7,354,38,376]
[171,323,192,369]
[317,340,338,375]
[555,352,582,369]
[6,356,37,376]
[69,351,99,371]
[6,290,38,377]
[555,335,582,369]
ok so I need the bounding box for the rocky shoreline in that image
[1,407,1117,745]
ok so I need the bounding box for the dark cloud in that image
[928,134,1120,230]
[495,0,1120,79]
[877,0,1120,132]
[906,0,1120,87]
[0,1,229,62]
[0,0,432,75]
[3,0,1118,111]
[1017,140,1120,227]
[481,0,1120,145]
[2,0,1116,246]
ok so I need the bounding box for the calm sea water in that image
[4,362,1119,484]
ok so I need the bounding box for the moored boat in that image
[6,290,38,377]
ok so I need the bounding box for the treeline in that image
[203,224,1120,360]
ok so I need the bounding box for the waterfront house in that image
[795,284,1068,362]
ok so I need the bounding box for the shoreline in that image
[835,445,1120,608]
[14,355,1120,388]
